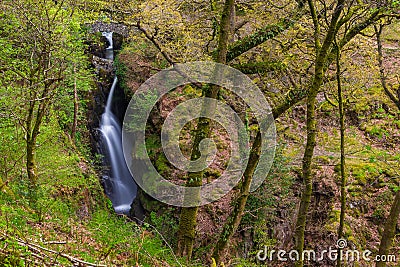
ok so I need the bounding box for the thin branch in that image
[136,20,176,65]
[374,24,400,110]
[0,232,106,267]
[130,217,183,267]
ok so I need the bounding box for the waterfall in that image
[99,32,137,214]
[102,32,114,60]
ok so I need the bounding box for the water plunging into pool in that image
[99,32,137,214]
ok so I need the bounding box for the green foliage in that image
[145,135,161,158]
[125,89,160,133]
[0,113,186,266]
[148,208,179,247]
[155,153,171,176]
[0,239,26,267]
[182,84,202,98]
[0,0,97,188]
[372,207,386,220]
[241,145,294,246]
[54,63,93,137]
[365,125,389,139]
[114,55,130,95]
[349,161,380,185]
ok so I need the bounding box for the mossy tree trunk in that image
[212,132,261,263]
[377,190,400,267]
[335,39,347,267]
[212,75,317,264]
[25,66,55,188]
[71,64,78,144]
[224,0,306,62]
[375,24,400,111]
[2,0,75,197]
[26,138,38,186]
[375,23,400,267]
[25,80,55,189]
[26,96,39,186]
[176,0,234,260]
[294,1,344,266]
[213,1,388,264]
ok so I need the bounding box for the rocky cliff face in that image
[84,30,147,220]
[86,56,113,155]
[86,32,125,153]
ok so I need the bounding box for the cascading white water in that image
[102,32,114,60]
[99,32,137,214]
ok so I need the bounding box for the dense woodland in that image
[0,0,400,266]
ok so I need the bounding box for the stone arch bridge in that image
[89,21,130,36]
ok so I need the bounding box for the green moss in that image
[148,208,179,246]
[347,160,383,185]
[182,84,202,98]
[155,154,171,176]
[319,101,336,113]
[284,130,302,142]
[114,55,129,95]
[347,185,362,192]
[204,169,222,179]
[394,120,400,129]
[383,21,400,41]
[325,209,340,232]
[372,208,385,220]
[0,100,188,267]
[365,125,389,139]
[315,155,332,165]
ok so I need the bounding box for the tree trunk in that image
[26,97,39,187]
[376,190,400,267]
[177,205,198,259]
[335,40,347,267]
[375,24,400,110]
[26,138,38,185]
[294,2,344,266]
[176,0,234,260]
[212,132,261,263]
[177,116,212,258]
[71,64,78,144]
[294,86,318,267]
[375,23,400,267]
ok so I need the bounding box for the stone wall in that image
[89,21,129,36]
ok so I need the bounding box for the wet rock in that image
[132,189,166,218]
[113,33,124,51]
[130,197,145,224]
[101,175,114,199]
